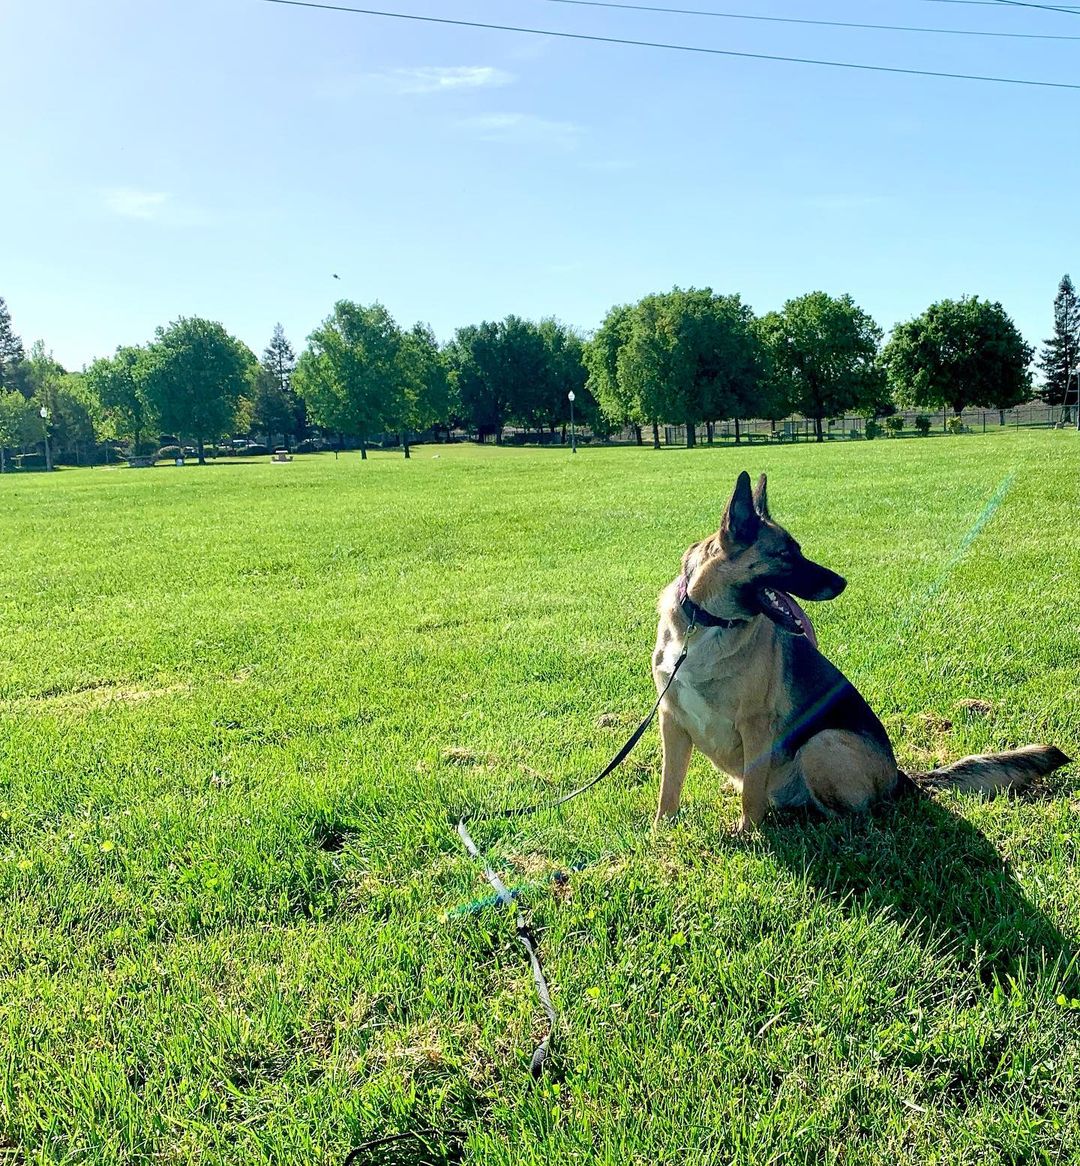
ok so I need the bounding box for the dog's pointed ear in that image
[721,471,760,547]
[752,473,769,519]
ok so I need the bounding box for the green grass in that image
[1,432,1079,1166]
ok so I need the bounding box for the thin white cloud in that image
[458,113,584,149]
[320,66,514,98]
[102,187,170,220]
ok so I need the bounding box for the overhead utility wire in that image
[987,0,1080,13]
[915,0,1080,12]
[252,0,1080,91]
[525,0,1080,40]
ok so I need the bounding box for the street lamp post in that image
[40,406,52,472]
[568,390,577,454]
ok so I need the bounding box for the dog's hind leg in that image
[655,709,693,824]
[797,730,897,814]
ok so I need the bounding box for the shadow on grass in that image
[763,791,1079,992]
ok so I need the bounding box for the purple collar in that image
[676,575,746,631]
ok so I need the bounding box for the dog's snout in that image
[791,564,846,602]
[816,571,846,601]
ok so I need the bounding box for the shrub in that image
[884,415,904,435]
[157,445,182,460]
[865,420,883,441]
[914,415,931,437]
[848,428,862,440]
[946,415,965,435]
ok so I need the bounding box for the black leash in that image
[343,1129,464,1165]
[453,619,697,1078]
[344,617,701,1163]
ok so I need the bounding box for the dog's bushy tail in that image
[906,744,1071,797]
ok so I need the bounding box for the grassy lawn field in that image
[2,432,1079,1166]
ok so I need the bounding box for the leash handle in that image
[457,817,557,1077]
[453,620,695,1075]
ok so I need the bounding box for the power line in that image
[988,0,1080,12]
[526,0,1080,40]
[252,0,1080,91]
[916,0,1080,10]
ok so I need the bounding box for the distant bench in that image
[271,450,293,463]
[127,455,156,469]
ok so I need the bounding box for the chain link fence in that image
[605,403,1075,447]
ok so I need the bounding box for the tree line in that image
[0,275,1075,469]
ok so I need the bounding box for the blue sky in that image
[3,0,1079,369]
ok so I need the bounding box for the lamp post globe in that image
[568,391,577,454]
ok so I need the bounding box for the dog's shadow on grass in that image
[762,792,1078,991]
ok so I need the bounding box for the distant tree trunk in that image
[561,422,567,444]
[652,421,661,450]
[1,448,5,473]
[706,421,714,444]
[770,418,777,433]
[814,416,824,443]
[358,434,367,461]
[402,431,410,459]
[734,418,742,445]
[999,409,1005,426]
[633,424,642,446]
[495,427,503,446]
[196,436,206,465]
[687,423,697,448]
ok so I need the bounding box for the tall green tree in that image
[1037,275,1079,423]
[84,347,152,453]
[883,296,1032,420]
[672,288,766,446]
[255,323,302,444]
[502,317,559,433]
[139,318,255,464]
[0,296,30,398]
[250,367,298,447]
[392,322,455,455]
[0,390,44,472]
[447,323,500,441]
[48,373,97,465]
[614,289,767,448]
[585,304,643,443]
[450,316,590,441]
[294,301,403,460]
[536,319,595,438]
[617,295,678,449]
[27,342,68,469]
[761,292,886,442]
[262,323,296,395]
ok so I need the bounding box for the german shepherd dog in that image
[653,472,1070,833]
